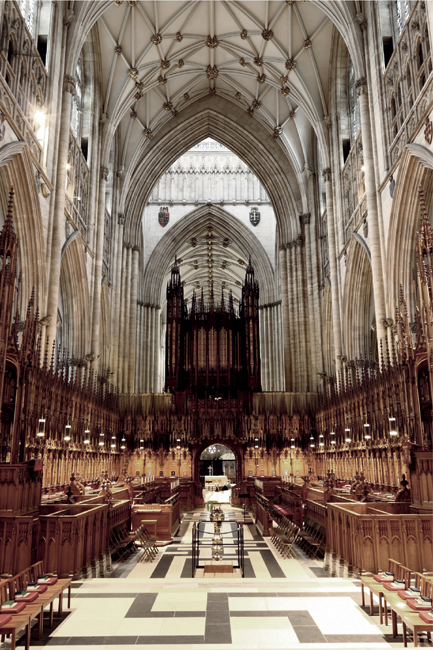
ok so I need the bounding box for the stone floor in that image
[7,505,432,650]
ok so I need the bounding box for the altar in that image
[203,475,229,488]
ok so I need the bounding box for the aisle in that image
[18,505,416,650]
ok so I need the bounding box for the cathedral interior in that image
[0,1,432,649]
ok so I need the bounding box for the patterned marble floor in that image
[9,505,432,650]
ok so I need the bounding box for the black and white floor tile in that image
[12,505,431,650]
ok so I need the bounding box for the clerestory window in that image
[19,0,35,35]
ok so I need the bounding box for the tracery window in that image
[348,60,360,144]
[19,0,35,35]
[71,59,82,139]
[395,0,410,34]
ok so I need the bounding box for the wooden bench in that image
[383,574,433,646]
[0,611,31,650]
[0,582,43,648]
[27,560,72,618]
[0,559,72,646]
[360,559,402,624]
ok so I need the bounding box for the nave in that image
[6,505,427,650]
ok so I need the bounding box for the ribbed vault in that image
[143,204,275,306]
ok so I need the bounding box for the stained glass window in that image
[19,0,35,35]
[348,60,360,143]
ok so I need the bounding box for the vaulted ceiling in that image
[95,0,339,182]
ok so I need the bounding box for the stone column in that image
[301,213,318,388]
[117,243,126,390]
[122,244,132,392]
[355,77,387,346]
[45,74,76,347]
[153,307,161,391]
[259,308,268,390]
[276,302,284,390]
[279,246,292,391]
[291,241,303,390]
[90,165,109,373]
[136,303,142,392]
[322,169,343,374]
[128,246,139,393]
[148,307,154,391]
[110,215,125,384]
[143,305,149,392]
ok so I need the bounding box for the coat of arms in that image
[158,206,169,227]
[424,118,432,145]
[249,207,260,226]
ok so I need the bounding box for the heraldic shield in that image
[158,206,170,227]
[249,207,260,226]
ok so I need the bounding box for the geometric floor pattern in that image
[13,505,430,650]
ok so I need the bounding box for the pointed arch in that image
[124,98,301,247]
[143,204,276,306]
[387,144,433,318]
[0,141,47,312]
[342,237,375,361]
[59,237,91,359]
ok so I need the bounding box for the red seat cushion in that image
[373,574,394,583]
[0,614,13,626]
[15,592,39,603]
[406,598,432,611]
[28,585,47,594]
[0,603,26,615]
[384,583,405,592]
[398,590,420,600]
[419,611,433,624]
[38,577,57,586]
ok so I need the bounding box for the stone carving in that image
[355,77,368,96]
[206,65,218,80]
[262,29,273,41]
[285,58,297,71]
[322,168,332,183]
[206,35,219,48]
[63,74,76,96]
[151,33,162,45]
[395,474,411,502]
[240,29,248,39]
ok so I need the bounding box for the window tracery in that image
[19,0,35,35]
[71,59,82,139]
[348,60,360,144]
